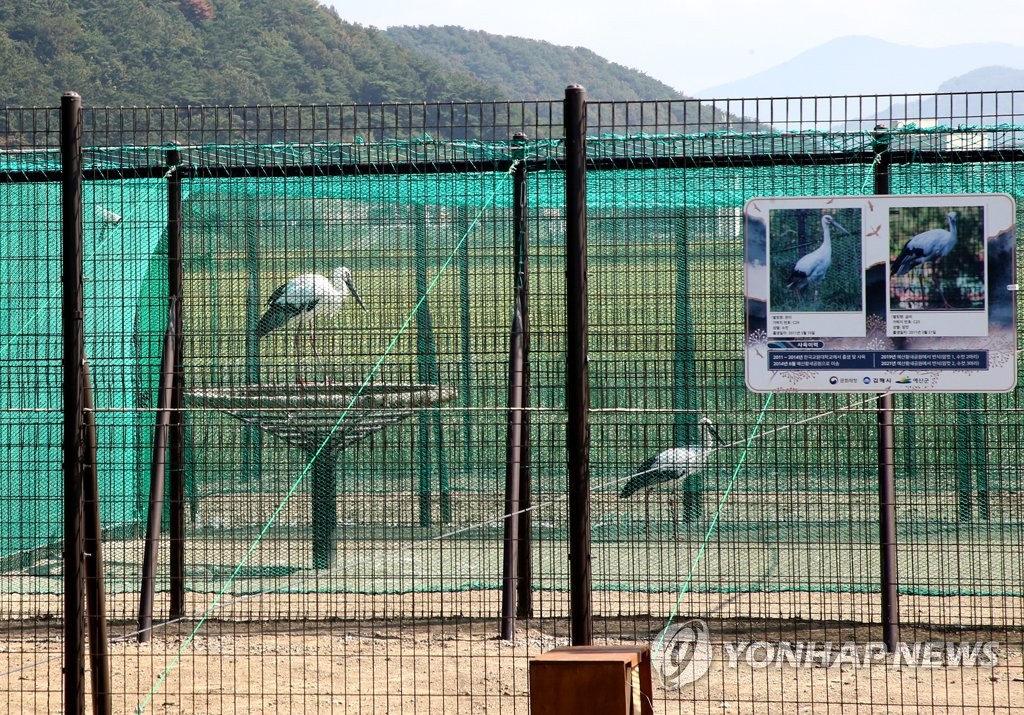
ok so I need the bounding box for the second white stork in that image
[786,214,851,301]
[95,205,123,227]
[256,266,366,383]
[890,211,958,307]
[619,417,722,499]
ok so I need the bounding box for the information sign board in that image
[744,194,1016,392]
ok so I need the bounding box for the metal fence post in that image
[81,360,112,715]
[60,89,86,715]
[564,84,593,646]
[955,392,988,521]
[167,148,187,620]
[513,132,534,621]
[873,126,900,653]
[501,132,534,639]
[501,269,524,640]
[138,301,178,642]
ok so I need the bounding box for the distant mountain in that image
[840,65,1024,134]
[826,66,1024,132]
[939,66,1024,92]
[697,36,1024,98]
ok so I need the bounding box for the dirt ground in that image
[4,536,1023,714]
[3,601,1022,714]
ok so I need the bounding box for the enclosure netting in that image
[2,117,1022,617]
[0,179,168,559]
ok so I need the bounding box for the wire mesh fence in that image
[2,90,1023,713]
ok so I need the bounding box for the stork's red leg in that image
[309,319,329,383]
[294,324,304,385]
[933,258,951,308]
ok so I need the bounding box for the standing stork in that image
[619,418,723,526]
[256,266,366,383]
[786,214,851,301]
[95,205,123,227]
[890,211,958,308]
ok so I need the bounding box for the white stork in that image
[619,417,722,500]
[890,211,958,307]
[786,214,850,301]
[256,266,366,383]
[95,205,123,226]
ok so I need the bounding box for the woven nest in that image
[186,382,457,452]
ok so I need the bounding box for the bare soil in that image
[3,591,1022,714]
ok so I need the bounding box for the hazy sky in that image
[324,0,1024,93]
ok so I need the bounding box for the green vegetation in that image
[385,25,756,129]
[0,1,761,143]
[385,25,679,102]
[385,25,671,101]
[0,0,497,108]
[0,0,700,109]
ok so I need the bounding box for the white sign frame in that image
[744,194,1017,393]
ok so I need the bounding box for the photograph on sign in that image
[767,206,865,338]
[887,205,987,337]
[744,194,1016,393]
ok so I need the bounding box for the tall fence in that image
[1,89,1023,713]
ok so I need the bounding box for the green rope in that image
[656,392,774,651]
[136,164,517,713]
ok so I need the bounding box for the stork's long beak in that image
[347,277,366,309]
[832,220,851,236]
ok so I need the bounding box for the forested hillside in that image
[384,24,756,129]
[1,1,755,142]
[0,0,496,106]
[384,24,684,102]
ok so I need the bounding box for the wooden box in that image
[529,645,654,715]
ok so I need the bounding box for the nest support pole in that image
[310,447,341,570]
[186,384,459,572]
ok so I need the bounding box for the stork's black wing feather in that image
[256,301,306,337]
[786,265,811,290]
[890,244,926,276]
[619,462,673,498]
[620,472,654,498]
[265,282,289,306]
